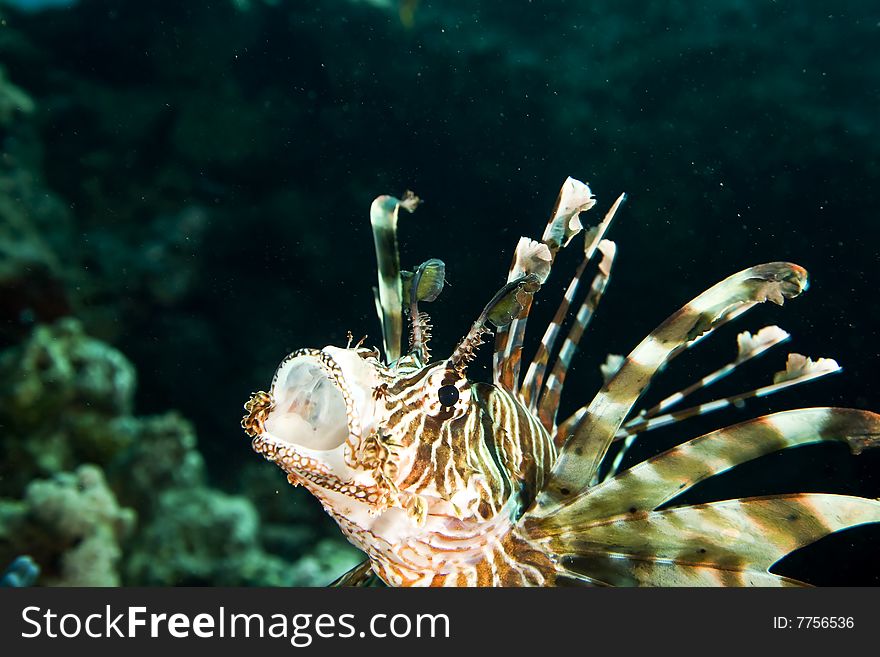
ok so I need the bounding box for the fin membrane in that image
[526,407,879,526]
[544,493,880,587]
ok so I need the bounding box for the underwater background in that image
[0,0,877,586]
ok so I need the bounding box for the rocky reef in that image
[0,464,134,586]
[0,318,361,585]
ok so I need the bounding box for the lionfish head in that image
[242,339,477,517]
[240,184,597,521]
[242,345,384,501]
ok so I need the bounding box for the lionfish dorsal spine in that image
[536,239,618,432]
[494,189,624,403]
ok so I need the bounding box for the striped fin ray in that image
[613,353,842,440]
[630,325,791,424]
[519,256,590,411]
[583,192,626,261]
[554,302,756,450]
[558,555,804,587]
[519,193,627,409]
[525,408,880,527]
[536,493,880,587]
[537,262,809,509]
[369,192,420,365]
[493,178,607,393]
[554,408,586,450]
[537,240,617,431]
[493,239,553,392]
[494,295,534,393]
[492,328,513,389]
[601,327,800,481]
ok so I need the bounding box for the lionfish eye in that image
[437,384,460,407]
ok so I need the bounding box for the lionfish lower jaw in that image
[251,432,332,476]
[251,431,399,509]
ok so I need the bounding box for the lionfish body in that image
[243,180,880,586]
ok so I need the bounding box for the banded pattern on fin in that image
[526,408,880,526]
[520,193,626,411]
[536,494,880,587]
[538,262,809,508]
[631,326,791,424]
[495,294,534,393]
[559,554,805,587]
[555,303,761,465]
[519,257,590,411]
[493,178,601,393]
[492,239,554,392]
[537,240,617,431]
[602,326,793,481]
[615,353,842,440]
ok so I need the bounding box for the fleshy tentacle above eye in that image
[370,191,421,366]
[448,274,542,372]
[403,258,445,366]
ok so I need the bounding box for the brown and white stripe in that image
[538,262,810,509]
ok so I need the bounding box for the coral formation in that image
[0,318,361,585]
[0,319,136,493]
[0,465,134,586]
[125,486,361,586]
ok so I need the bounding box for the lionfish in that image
[242,178,879,586]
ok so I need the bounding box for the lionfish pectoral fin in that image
[557,554,808,587]
[603,325,797,481]
[329,559,383,587]
[370,192,420,365]
[526,408,880,526]
[521,408,879,585]
[537,262,809,510]
[531,493,880,587]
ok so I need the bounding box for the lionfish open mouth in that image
[243,345,380,462]
[265,353,350,451]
